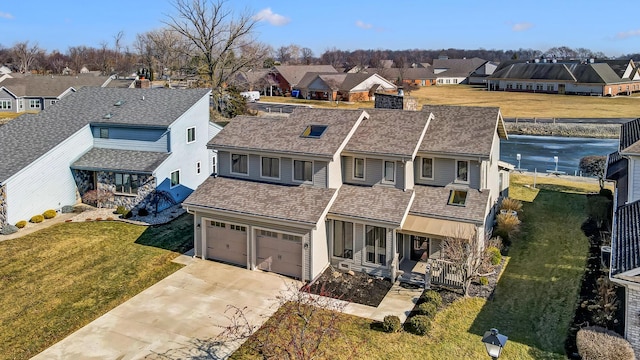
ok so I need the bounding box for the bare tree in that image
[164,0,269,111]
[276,45,291,64]
[440,227,486,296]
[300,47,313,65]
[12,41,41,73]
[146,28,189,77]
[68,46,88,74]
[113,30,125,74]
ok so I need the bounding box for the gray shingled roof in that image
[273,65,337,87]
[619,118,640,154]
[71,148,169,173]
[344,108,429,157]
[420,105,505,157]
[605,151,627,181]
[612,200,640,276]
[0,74,111,97]
[490,62,623,84]
[183,176,336,225]
[0,87,210,183]
[596,60,633,79]
[209,108,366,157]
[295,72,345,90]
[410,185,490,224]
[328,185,414,226]
[432,58,486,77]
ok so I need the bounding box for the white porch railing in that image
[428,258,464,289]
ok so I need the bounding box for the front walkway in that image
[339,282,423,322]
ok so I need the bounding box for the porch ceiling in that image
[401,215,476,239]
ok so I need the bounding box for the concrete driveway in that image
[33,257,301,359]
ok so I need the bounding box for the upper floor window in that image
[29,99,40,109]
[196,161,201,174]
[261,157,280,179]
[294,160,313,182]
[186,127,196,143]
[115,173,139,194]
[456,160,469,183]
[353,158,365,180]
[170,170,180,188]
[231,153,248,175]
[421,157,433,179]
[0,99,12,110]
[448,189,468,206]
[99,128,109,139]
[383,161,395,183]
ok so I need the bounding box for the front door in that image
[410,235,428,261]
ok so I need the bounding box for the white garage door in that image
[206,221,247,267]
[256,230,302,279]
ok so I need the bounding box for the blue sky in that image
[1,1,638,57]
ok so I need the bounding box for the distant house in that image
[606,117,640,358]
[271,65,338,95]
[0,66,11,75]
[294,72,397,102]
[468,61,499,85]
[432,57,489,85]
[488,59,640,96]
[0,88,217,229]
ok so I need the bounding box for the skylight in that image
[301,125,328,138]
[448,190,468,206]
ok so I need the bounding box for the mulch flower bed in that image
[303,266,393,307]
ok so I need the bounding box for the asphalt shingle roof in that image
[490,62,623,84]
[0,87,210,183]
[619,118,640,154]
[274,65,338,87]
[432,58,486,77]
[183,176,337,225]
[0,74,110,97]
[209,108,366,157]
[410,185,490,224]
[419,105,504,157]
[612,200,640,276]
[328,185,414,226]
[344,108,429,157]
[71,148,169,173]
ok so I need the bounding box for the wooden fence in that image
[427,259,464,289]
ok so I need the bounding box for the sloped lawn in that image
[0,214,193,359]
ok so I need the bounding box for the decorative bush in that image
[419,290,442,308]
[123,210,133,219]
[30,214,44,223]
[479,276,489,286]
[500,197,523,213]
[137,208,149,217]
[486,246,502,265]
[61,205,74,214]
[15,220,27,229]
[42,209,57,219]
[496,213,521,241]
[115,206,128,215]
[382,315,402,333]
[576,326,634,360]
[417,302,437,318]
[406,315,431,335]
[1,224,18,235]
[599,188,613,200]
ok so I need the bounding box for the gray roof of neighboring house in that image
[71,148,169,174]
[183,176,337,225]
[419,105,506,157]
[619,118,640,154]
[209,108,366,157]
[104,78,135,88]
[611,199,640,276]
[410,184,490,224]
[365,68,436,81]
[0,87,210,183]
[296,72,394,92]
[605,151,627,180]
[0,74,111,97]
[344,108,429,157]
[329,185,414,226]
[490,62,623,84]
[596,60,633,79]
[273,65,337,87]
[432,58,487,77]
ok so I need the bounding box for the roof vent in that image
[103,113,113,119]
[301,125,328,138]
[114,100,124,106]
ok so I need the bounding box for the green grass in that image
[233,175,592,359]
[0,213,194,359]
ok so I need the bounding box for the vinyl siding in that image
[415,156,481,189]
[92,126,169,152]
[313,161,328,188]
[0,88,17,113]
[343,156,404,189]
[310,220,329,279]
[5,125,94,224]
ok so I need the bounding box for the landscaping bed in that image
[304,266,393,307]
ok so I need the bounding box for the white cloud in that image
[512,22,533,32]
[616,29,640,39]
[0,11,13,19]
[356,20,373,30]
[253,8,290,26]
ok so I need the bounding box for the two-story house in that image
[606,117,640,357]
[0,87,214,229]
[183,105,508,282]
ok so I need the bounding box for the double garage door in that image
[205,221,302,279]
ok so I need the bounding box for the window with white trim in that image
[211,221,225,228]
[231,154,248,174]
[421,157,434,179]
[365,225,386,265]
[231,224,246,231]
[170,170,180,188]
[261,157,280,179]
[293,160,313,182]
[456,160,469,183]
[186,127,196,143]
[0,99,11,110]
[333,220,353,259]
[282,234,302,242]
[29,99,40,109]
[260,229,277,237]
[196,161,201,174]
[115,173,139,194]
[353,158,365,179]
[383,161,395,183]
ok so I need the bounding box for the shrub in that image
[417,302,437,318]
[486,246,502,265]
[61,205,74,213]
[479,276,489,286]
[496,213,521,240]
[406,315,431,335]
[123,210,133,219]
[576,326,634,360]
[382,315,402,333]
[1,224,18,235]
[106,217,114,221]
[42,209,57,219]
[137,208,149,217]
[500,197,523,213]
[30,214,44,223]
[419,290,442,308]
[586,195,612,228]
[116,206,128,215]
[15,220,27,229]
[599,188,613,200]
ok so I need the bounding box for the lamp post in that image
[553,156,559,172]
[516,153,521,170]
[481,328,508,359]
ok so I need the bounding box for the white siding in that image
[310,220,329,279]
[5,125,93,224]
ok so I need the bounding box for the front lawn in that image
[232,175,594,359]
[0,214,194,359]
